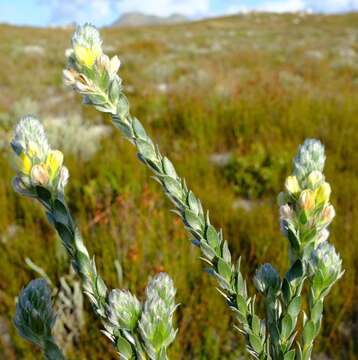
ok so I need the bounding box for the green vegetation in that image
[0,12,357,359]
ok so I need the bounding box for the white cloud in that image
[304,0,358,12]
[224,0,305,13]
[114,0,210,17]
[220,0,357,14]
[43,0,113,25]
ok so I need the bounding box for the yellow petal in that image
[315,182,331,205]
[17,153,32,175]
[46,150,64,180]
[74,45,98,67]
[285,176,300,195]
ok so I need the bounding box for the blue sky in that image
[0,0,357,27]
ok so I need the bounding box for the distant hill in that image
[112,12,189,27]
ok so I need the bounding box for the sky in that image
[0,0,357,27]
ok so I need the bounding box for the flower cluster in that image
[11,116,68,197]
[139,273,177,359]
[278,139,335,261]
[63,24,121,115]
[14,279,56,348]
[309,241,343,297]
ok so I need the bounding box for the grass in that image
[0,12,357,359]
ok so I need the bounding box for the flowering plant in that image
[11,24,343,360]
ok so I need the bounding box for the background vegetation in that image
[0,12,357,359]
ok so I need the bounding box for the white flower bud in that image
[299,189,315,211]
[293,139,326,181]
[108,289,141,330]
[307,170,324,189]
[280,204,292,219]
[321,205,335,226]
[31,165,49,186]
[253,263,280,294]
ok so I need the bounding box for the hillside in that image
[112,11,188,27]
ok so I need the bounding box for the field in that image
[0,12,357,359]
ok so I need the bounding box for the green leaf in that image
[200,242,216,260]
[184,209,203,231]
[54,221,75,256]
[116,95,129,119]
[284,349,296,360]
[36,186,52,205]
[286,259,303,283]
[236,294,247,315]
[251,314,261,336]
[287,296,301,317]
[109,78,121,103]
[132,117,147,140]
[287,227,300,251]
[116,336,133,360]
[303,320,315,345]
[187,191,200,215]
[249,333,263,354]
[112,118,133,139]
[281,314,294,340]
[282,279,291,304]
[161,175,182,199]
[53,199,71,228]
[136,138,156,161]
[311,300,323,324]
[222,241,231,263]
[206,225,219,249]
[162,157,177,178]
[217,259,232,282]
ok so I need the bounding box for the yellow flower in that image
[285,176,300,195]
[299,189,315,211]
[17,152,32,175]
[45,150,64,180]
[74,44,102,68]
[315,182,331,205]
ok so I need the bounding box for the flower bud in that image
[321,205,335,225]
[253,263,280,294]
[285,176,300,195]
[307,170,324,189]
[31,165,49,186]
[316,229,329,245]
[14,279,56,348]
[139,273,177,358]
[293,139,325,181]
[299,189,315,211]
[277,192,287,206]
[58,166,69,191]
[62,68,77,86]
[72,24,103,68]
[280,204,292,219]
[315,182,331,205]
[108,289,141,330]
[309,242,343,291]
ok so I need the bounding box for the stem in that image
[83,82,268,357]
[43,339,67,360]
